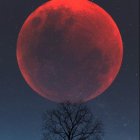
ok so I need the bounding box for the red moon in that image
[17,0,123,102]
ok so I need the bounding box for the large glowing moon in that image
[17,0,123,102]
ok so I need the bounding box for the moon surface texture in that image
[17,0,123,102]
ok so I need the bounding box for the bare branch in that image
[42,103,103,140]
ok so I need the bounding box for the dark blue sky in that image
[0,0,139,140]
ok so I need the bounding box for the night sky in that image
[0,0,139,140]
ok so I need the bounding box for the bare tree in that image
[42,102,103,140]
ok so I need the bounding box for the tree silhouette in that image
[42,102,103,140]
